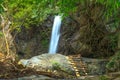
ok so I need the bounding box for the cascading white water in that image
[49,15,62,54]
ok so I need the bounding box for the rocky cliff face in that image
[58,3,116,58]
[9,3,116,58]
[12,18,53,58]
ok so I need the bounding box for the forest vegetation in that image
[0,0,120,79]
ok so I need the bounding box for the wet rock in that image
[81,57,109,75]
[114,77,120,80]
[79,75,111,80]
[13,75,53,80]
[18,54,74,74]
[108,72,120,78]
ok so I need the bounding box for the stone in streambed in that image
[18,54,74,74]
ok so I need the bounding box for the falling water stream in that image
[49,15,62,54]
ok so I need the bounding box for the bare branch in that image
[1,4,7,11]
[0,14,5,27]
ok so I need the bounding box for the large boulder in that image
[18,54,75,74]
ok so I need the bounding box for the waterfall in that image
[49,15,62,54]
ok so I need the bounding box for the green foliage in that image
[41,39,49,48]
[106,51,120,70]
[0,31,3,37]
[99,75,109,80]
[57,0,78,16]
[1,0,119,31]
[109,34,118,51]
[105,0,120,17]
[52,61,61,70]
[51,61,73,74]
[58,0,120,20]
[2,0,56,31]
